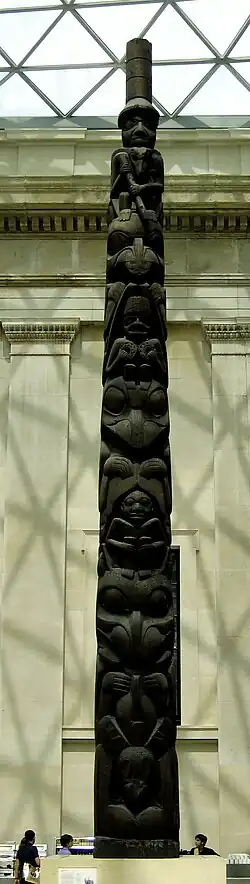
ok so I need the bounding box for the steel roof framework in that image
[0,0,249,125]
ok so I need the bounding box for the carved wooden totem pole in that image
[94,38,179,859]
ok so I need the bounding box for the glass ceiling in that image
[0,0,250,124]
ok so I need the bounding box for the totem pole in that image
[94,38,179,859]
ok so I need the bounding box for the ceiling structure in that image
[0,0,250,127]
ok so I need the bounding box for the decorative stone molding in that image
[2,319,80,356]
[0,274,106,288]
[172,527,200,551]
[1,170,250,204]
[0,212,106,236]
[203,320,250,355]
[165,211,250,235]
[1,272,250,289]
[1,208,250,236]
[203,321,250,340]
[2,320,80,342]
[1,127,250,144]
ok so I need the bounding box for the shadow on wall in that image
[0,323,249,849]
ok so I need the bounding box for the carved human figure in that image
[95,562,177,841]
[106,99,165,266]
[104,282,166,354]
[109,112,164,229]
[101,489,168,571]
[98,454,172,573]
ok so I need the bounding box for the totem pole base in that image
[41,854,226,884]
[94,837,179,859]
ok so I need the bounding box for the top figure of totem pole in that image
[94,38,180,859]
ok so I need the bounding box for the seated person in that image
[190,834,219,855]
[58,835,73,856]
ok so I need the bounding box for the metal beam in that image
[0,0,249,121]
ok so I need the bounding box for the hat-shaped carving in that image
[118,38,159,130]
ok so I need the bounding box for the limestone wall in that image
[0,129,249,856]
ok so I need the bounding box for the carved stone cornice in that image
[1,128,249,144]
[1,173,250,199]
[0,205,249,237]
[203,320,250,355]
[0,272,250,289]
[0,172,250,231]
[2,319,80,355]
[203,321,250,340]
[2,320,80,342]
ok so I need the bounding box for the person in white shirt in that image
[58,836,73,856]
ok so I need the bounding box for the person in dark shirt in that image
[190,833,219,856]
[14,830,40,883]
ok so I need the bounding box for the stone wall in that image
[0,129,249,855]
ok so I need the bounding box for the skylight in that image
[0,0,249,123]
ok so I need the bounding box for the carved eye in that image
[148,388,168,417]
[101,588,129,613]
[146,590,170,616]
[104,386,126,415]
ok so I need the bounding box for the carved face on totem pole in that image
[100,488,169,572]
[121,109,157,150]
[123,295,151,340]
[97,569,175,672]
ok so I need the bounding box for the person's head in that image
[195,834,207,850]
[60,835,73,850]
[24,831,36,845]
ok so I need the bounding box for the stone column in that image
[203,320,250,856]
[0,319,79,842]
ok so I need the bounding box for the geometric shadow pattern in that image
[1,321,250,837]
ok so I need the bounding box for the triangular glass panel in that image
[28,67,113,116]
[80,2,162,59]
[152,63,214,114]
[0,73,56,115]
[233,63,250,86]
[181,65,250,114]
[0,55,9,67]
[232,23,250,55]
[0,72,10,84]
[27,11,110,64]
[177,0,250,53]
[147,5,214,60]
[0,1,58,5]
[74,69,126,116]
[0,10,60,63]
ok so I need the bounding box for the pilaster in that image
[203,320,250,856]
[0,319,79,841]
